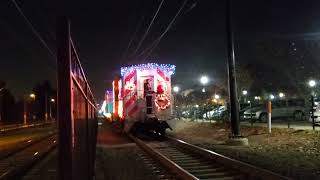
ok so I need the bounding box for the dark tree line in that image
[0,80,56,124]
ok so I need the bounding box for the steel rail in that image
[129,134,198,180]
[130,134,292,180]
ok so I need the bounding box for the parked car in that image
[243,98,307,122]
[203,105,226,119]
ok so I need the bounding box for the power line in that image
[141,0,188,61]
[121,15,145,62]
[10,0,56,59]
[131,0,165,57]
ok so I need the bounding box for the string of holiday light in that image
[121,63,176,76]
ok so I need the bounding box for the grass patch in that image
[169,119,320,179]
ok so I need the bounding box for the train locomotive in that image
[108,63,176,136]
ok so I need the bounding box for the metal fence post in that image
[57,16,73,180]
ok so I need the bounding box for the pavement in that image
[22,120,134,180]
[96,121,133,148]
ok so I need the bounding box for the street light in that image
[309,80,317,130]
[24,93,36,125]
[173,86,180,93]
[309,80,316,88]
[270,94,275,100]
[50,98,55,120]
[242,90,248,103]
[30,93,36,99]
[279,92,285,98]
[200,76,209,85]
[242,90,248,95]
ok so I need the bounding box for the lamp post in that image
[24,93,36,125]
[50,98,55,120]
[242,90,248,103]
[309,80,316,130]
[173,86,179,119]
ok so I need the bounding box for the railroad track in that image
[130,135,292,180]
[0,134,57,180]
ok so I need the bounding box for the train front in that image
[119,63,176,136]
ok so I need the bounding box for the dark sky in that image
[1,0,320,100]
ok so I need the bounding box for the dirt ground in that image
[168,119,320,180]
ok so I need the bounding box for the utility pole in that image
[225,0,240,137]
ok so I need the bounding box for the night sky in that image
[1,0,320,100]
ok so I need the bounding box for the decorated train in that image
[101,63,176,135]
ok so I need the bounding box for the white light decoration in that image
[200,76,209,85]
[121,63,176,76]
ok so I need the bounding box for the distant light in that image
[254,96,261,100]
[30,93,35,99]
[34,152,39,156]
[214,94,220,99]
[242,90,248,95]
[173,86,180,93]
[202,88,206,93]
[51,98,55,102]
[247,100,251,103]
[279,92,285,98]
[200,76,209,85]
[195,104,199,108]
[309,80,316,87]
[270,94,275,100]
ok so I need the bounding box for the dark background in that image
[1,0,320,100]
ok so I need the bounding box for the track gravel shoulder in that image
[168,119,320,179]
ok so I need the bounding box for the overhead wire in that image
[10,0,57,71]
[140,0,189,62]
[120,15,145,62]
[131,0,165,57]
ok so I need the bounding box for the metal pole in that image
[49,101,52,119]
[45,91,48,122]
[311,95,315,131]
[267,101,272,133]
[225,0,240,136]
[24,97,27,125]
[57,16,73,180]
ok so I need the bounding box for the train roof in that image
[120,63,176,77]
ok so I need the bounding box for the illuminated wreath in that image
[155,94,171,110]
